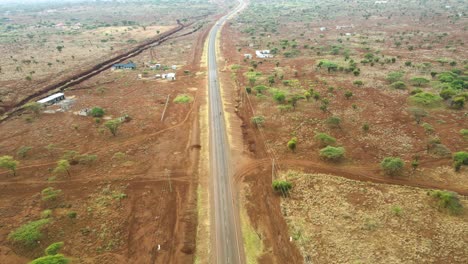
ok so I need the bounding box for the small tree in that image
[408,107,427,124]
[0,156,19,176]
[453,151,468,172]
[344,91,353,99]
[273,90,286,103]
[253,85,267,94]
[23,102,43,115]
[326,116,341,129]
[287,137,297,152]
[90,107,105,117]
[391,81,406,90]
[410,77,430,87]
[381,157,404,175]
[41,187,63,201]
[53,160,70,177]
[251,116,265,128]
[319,146,345,161]
[314,133,336,147]
[104,119,122,136]
[272,180,292,197]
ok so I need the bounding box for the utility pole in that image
[165,168,172,193]
[161,94,170,121]
[271,158,275,182]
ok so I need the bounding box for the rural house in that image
[255,50,273,58]
[112,62,136,70]
[37,93,65,105]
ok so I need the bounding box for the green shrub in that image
[450,96,465,109]
[251,116,265,127]
[253,85,267,94]
[272,90,286,103]
[245,87,252,94]
[391,81,406,90]
[410,88,423,95]
[460,129,468,139]
[67,211,77,219]
[386,71,404,83]
[8,219,50,246]
[45,242,64,256]
[0,155,19,176]
[391,205,403,216]
[353,80,363,86]
[29,254,70,264]
[78,154,97,165]
[326,116,341,128]
[17,146,32,158]
[287,137,297,152]
[410,77,430,86]
[173,94,193,103]
[409,92,443,107]
[381,157,404,175]
[41,210,52,219]
[90,107,105,117]
[421,123,434,133]
[104,119,122,136]
[314,133,336,147]
[319,146,345,161]
[453,151,468,171]
[272,180,292,196]
[429,190,463,215]
[439,88,457,100]
[41,187,62,202]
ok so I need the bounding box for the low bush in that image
[90,107,105,117]
[272,180,292,196]
[45,242,64,256]
[381,157,404,175]
[429,190,463,215]
[173,94,193,103]
[319,146,345,161]
[8,219,50,246]
[314,133,336,147]
[391,81,406,90]
[41,187,62,202]
[453,151,468,171]
[409,92,443,107]
[287,137,297,152]
[29,254,70,264]
[460,129,468,139]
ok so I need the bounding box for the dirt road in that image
[208,0,247,263]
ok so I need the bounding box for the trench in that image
[1,19,197,122]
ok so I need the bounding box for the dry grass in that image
[281,172,468,263]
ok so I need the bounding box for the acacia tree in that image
[53,160,70,177]
[408,107,427,124]
[23,102,43,115]
[104,119,122,136]
[0,156,19,176]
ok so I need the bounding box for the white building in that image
[255,50,273,58]
[162,73,176,80]
[37,93,65,105]
[320,27,326,31]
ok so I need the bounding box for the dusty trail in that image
[234,158,468,196]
